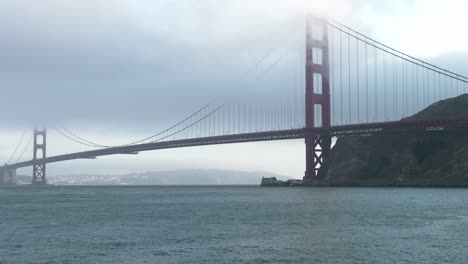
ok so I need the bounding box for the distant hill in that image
[314,94,468,187]
[17,170,290,185]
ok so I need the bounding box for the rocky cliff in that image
[316,94,468,187]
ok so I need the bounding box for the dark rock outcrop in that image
[315,94,468,187]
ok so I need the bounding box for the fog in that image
[1,0,468,177]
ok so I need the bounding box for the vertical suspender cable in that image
[451,78,454,98]
[402,59,405,117]
[433,71,436,102]
[348,33,351,124]
[374,42,378,121]
[331,28,335,126]
[383,52,387,120]
[412,63,415,114]
[340,28,343,125]
[392,56,396,120]
[365,43,369,123]
[439,73,441,102]
[416,66,419,111]
[356,37,360,123]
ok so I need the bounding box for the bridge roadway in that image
[5,116,468,170]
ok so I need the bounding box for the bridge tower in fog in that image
[3,14,468,186]
[32,129,47,185]
[304,16,331,182]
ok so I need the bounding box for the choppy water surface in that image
[1,186,468,264]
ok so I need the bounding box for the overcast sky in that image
[1,0,468,177]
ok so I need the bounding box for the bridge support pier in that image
[32,129,47,185]
[0,166,3,185]
[303,16,331,183]
[1,165,17,185]
[305,134,331,181]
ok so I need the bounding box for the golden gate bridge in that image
[2,16,468,185]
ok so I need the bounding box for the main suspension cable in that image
[328,18,468,82]
[7,129,27,164]
[327,21,468,84]
[59,104,213,149]
[16,133,33,163]
[152,105,224,143]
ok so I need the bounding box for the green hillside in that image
[314,94,468,187]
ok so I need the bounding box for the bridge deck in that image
[6,117,468,170]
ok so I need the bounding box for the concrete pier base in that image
[1,165,17,185]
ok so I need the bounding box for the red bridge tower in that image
[304,16,331,182]
[32,129,47,185]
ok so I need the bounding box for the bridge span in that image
[3,15,468,185]
[3,117,468,182]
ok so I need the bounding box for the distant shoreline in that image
[3,184,468,188]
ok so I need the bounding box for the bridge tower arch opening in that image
[33,129,47,185]
[304,16,331,182]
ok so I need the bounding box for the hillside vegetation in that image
[315,94,468,187]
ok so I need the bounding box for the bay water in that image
[1,186,467,263]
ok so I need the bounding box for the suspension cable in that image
[152,105,224,143]
[328,18,468,81]
[111,103,213,147]
[7,129,27,164]
[58,104,213,149]
[16,133,33,163]
[327,22,468,84]
[55,129,102,148]
[61,127,106,148]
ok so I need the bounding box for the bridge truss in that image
[2,15,468,184]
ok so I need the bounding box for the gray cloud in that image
[0,0,317,131]
[2,0,468,177]
[1,0,467,132]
